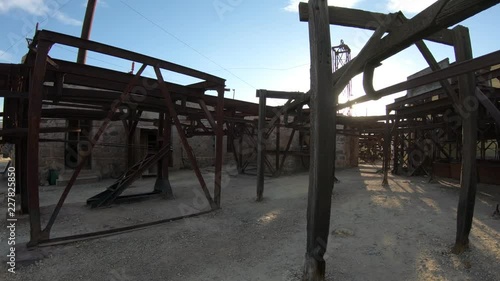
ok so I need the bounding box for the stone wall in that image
[38,119,127,184]
[39,119,67,182]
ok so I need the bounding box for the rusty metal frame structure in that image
[0,29,271,246]
[299,0,500,279]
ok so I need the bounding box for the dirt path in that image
[1,164,499,280]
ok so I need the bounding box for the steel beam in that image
[37,30,225,84]
[77,0,97,64]
[26,40,52,246]
[256,90,267,201]
[153,66,217,210]
[214,87,225,207]
[41,64,147,238]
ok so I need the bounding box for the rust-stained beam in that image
[77,0,97,64]
[256,90,266,202]
[214,87,225,207]
[41,64,147,239]
[26,40,52,246]
[153,66,217,210]
[0,127,81,137]
[198,99,217,130]
[36,30,225,84]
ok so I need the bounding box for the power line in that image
[118,0,257,89]
[221,63,310,71]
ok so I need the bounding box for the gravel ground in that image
[1,164,499,280]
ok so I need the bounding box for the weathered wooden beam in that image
[303,1,336,280]
[256,90,267,201]
[339,50,500,109]
[452,26,478,254]
[256,89,308,100]
[301,0,499,106]
[298,3,455,45]
[475,88,500,125]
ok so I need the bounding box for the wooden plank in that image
[256,89,308,100]
[298,3,455,45]
[303,1,336,280]
[452,26,478,254]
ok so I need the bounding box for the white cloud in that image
[386,0,438,14]
[0,0,82,26]
[284,0,362,13]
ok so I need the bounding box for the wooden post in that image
[256,90,266,201]
[303,0,336,280]
[214,87,225,208]
[452,25,478,254]
[27,40,52,246]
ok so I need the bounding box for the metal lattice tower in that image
[332,40,352,115]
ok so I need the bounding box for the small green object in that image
[48,169,59,185]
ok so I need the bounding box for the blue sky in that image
[0,0,499,116]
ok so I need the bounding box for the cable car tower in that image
[332,40,352,116]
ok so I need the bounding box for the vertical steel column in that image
[275,122,280,175]
[154,112,174,198]
[214,87,225,208]
[382,110,391,185]
[303,0,336,279]
[27,40,52,246]
[77,0,97,64]
[256,90,266,201]
[393,117,400,174]
[153,67,217,210]
[453,25,478,254]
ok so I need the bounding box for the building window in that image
[65,119,92,169]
